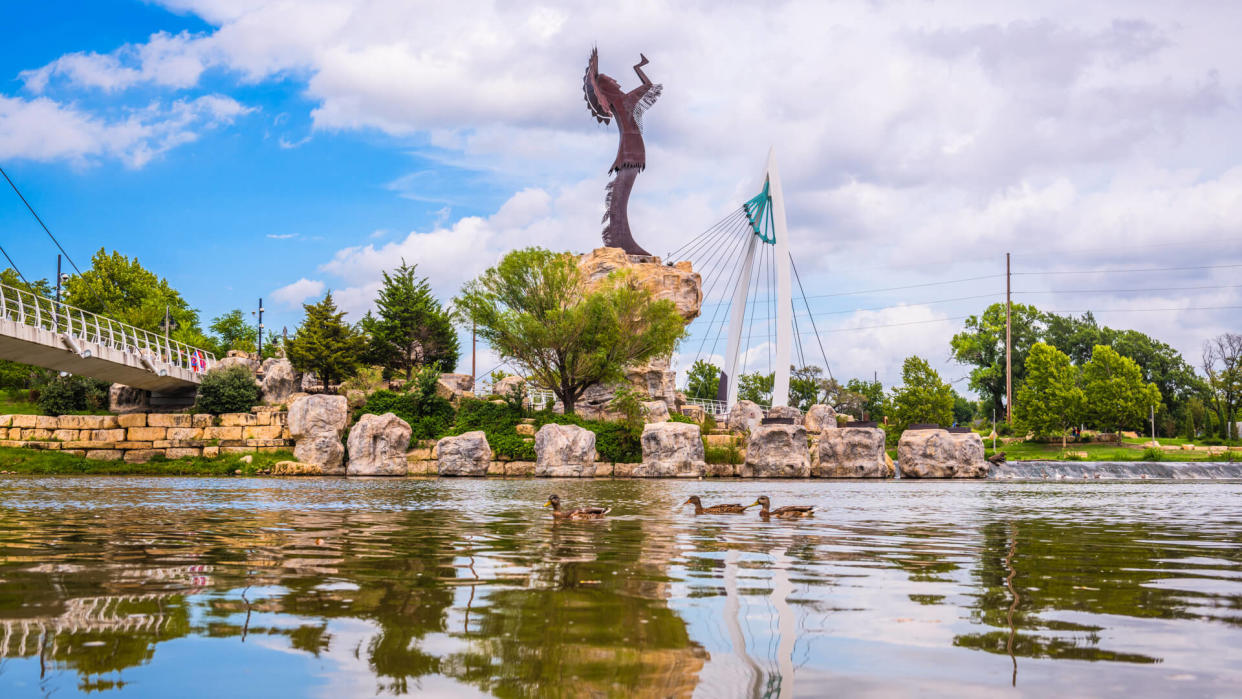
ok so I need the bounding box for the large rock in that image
[741,423,810,478]
[437,431,492,476]
[898,428,989,478]
[816,427,891,478]
[534,423,597,477]
[727,400,764,435]
[493,375,525,400]
[436,373,475,402]
[288,394,349,474]
[636,422,705,477]
[641,400,670,423]
[347,413,412,476]
[804,404,838,433]
[259,358,297,405]
[765,405,803,422]
[216,353,259,374]
[301,371,324,393]
[109,384,149,414]
[578,246,703,322]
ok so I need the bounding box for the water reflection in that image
[0,477,1240,696]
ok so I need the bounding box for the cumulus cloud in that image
[0,93,251,167]
[270,277,326,308]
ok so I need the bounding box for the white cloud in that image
[266,233,298,240]
[0,93,251,167]
[270,277,326,308]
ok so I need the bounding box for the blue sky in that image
[1,1,1239,387]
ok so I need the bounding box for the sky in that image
[1,0,1239,393]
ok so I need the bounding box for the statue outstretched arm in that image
[632,54,652,87]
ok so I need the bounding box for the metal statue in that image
[583,48,662,256]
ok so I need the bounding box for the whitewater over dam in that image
[989,460,1242,479]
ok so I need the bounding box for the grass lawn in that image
[988,440,1238,462]
[0,390,41,415]
[0,446,295,475]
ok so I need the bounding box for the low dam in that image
[990,460,1242,479]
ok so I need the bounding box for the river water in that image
[1,477,1240,698]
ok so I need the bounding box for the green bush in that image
[533,410,644,463]
[704,442,742,464]
[196,365,261,414]
[1141,446,1163,462]
[360,389,455,441]
[669,412,696,424]
[37,375,109,416]
[996,421,1013,437]
[452,398,530,459]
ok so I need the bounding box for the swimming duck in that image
[682,495,749,514]
[750,495,814,519]
[543,494,611,520]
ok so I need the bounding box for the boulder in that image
[534,423,597,477]
[437,431,492,476]
[287,394,349,474]
[815,427,891,478]
[216,354,259,374]
[493,375,525,400]
[727,400,764,435]
[436,374,475,402]
[641,400,670,423]
[578,247,703,322]
[680,404,705,423]
[301,372,324,393]
[636,422,705,477]
[765,405,803,422]
[273,461,322,476]
[346,413,412,476]
[109,384,150,414]
[259,358,297,405]
[898,428,988,478]
[741,423,810,478]
[804,404,838,433]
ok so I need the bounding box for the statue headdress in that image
[583,48,611,124]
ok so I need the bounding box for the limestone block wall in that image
[0,406,293,462]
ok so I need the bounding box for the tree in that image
[361,262,460,379]
[286,292,366,388]
[950,302,1044,419]
[1080,345,1161,434]
[737,371,774,405]
[0,269,55,391]
[454,247,685,415]
[685,360,720,400]
[844,377,885,420]
[789,365,833,410]
[888,356,954,432]
[209,309,258,354]
[1014,343,1084,447]
[952,392,977,426]
[62,248,213,349]
[1201,333,1241,440]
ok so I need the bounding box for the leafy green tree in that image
[685,360,720,400]
[0,269,57,391]
[1200,333,1241,440]
[286,292,366,388]
[209,309,258,354]
[361,262,459,379]
[1041,311,1103,365]
[789,365,831,410]
[950,302,1044,420]
[1014,343,1084,447]
[844,377,885,420]
[738,371,774,405]
[952,392,977,426]
[888,356,954,432]
[1080,344,1161,434]
[454,247,685,415]
[62,248,213,349]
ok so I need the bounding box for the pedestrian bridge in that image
[0,281,216,392]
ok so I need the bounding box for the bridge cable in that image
[0,242,33,287]
[695,223,753,366]
[790,256,833,381]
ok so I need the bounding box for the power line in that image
[1015,283,1242,295]
[1014,263,1242,276]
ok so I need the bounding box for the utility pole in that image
[1005,252,1012,424]
[1151,404,1156,445]
[55,254,62,305]
[471,321,477,384]
[256,298,265,358]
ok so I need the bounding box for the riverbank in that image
[0,446,292,475]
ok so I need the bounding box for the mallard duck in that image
[682,496,749,515]
[750,495,814,519]
[543,494,611,520]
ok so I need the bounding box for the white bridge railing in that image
[683,397,730,416]
[0,281,217,376]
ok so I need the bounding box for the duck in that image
[543,494,611,520]
[750,495,814,519]
[682,495,749,515]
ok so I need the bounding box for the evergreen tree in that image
[286,292,366,388]
[1080,344,1161,434]
[888,356,954,432]
[362,262,459,379]
[1015,343,1084,447]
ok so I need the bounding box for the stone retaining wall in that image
[0,407,293,462]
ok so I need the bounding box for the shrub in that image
[1141,446,1163,462]
[996,421,1013,437]
[196,365,261,414]
[360,389,455,441]
[452,398,529,459]
[669,412,696,424]
[609,386,644,431]
[37,375,109,416]
[702,413,717,432]
[704,442,742,464]
[533,410,643,463]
